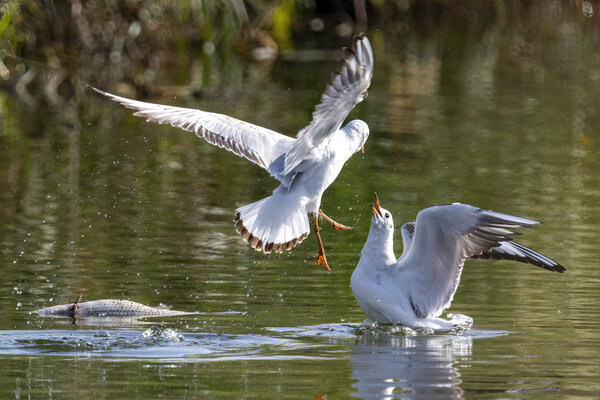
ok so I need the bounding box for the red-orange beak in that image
[360,145,365,154]
[371,193,382,217]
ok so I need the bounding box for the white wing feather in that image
[398,204,562,318]
[283,33,374,175]
[91,87,294,173]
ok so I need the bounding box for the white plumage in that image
[93,34,374,271]
[351,195,565,331]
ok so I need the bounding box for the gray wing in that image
[282,33,374,175]
[92,87,294,175]
[398,203,563,318]
[399,219,564,273]
[471,241,565,272]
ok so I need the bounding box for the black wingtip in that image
[342,47,356,60]
[352,33,366,50]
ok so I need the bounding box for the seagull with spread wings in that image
[92,33,374,271]
[351,195,565,330]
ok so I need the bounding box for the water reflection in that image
[350,333,472,400]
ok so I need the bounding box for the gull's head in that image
[362,193,396,259]
[370,193,394,232]
[343,119,370,154]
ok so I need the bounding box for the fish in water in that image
[34,298,194,320]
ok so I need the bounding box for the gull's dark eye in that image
[385,213,390,218]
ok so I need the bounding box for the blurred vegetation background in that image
[1,0,599,107]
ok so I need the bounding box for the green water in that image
[2,17,600,400]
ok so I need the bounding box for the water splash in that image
[142,326,183,341]
[357,319,422,336]
[447,313,474,333]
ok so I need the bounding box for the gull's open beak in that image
[360,145,365,154]
[371,193,382,217]
[371,204,379,217]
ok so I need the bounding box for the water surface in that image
[2,12,600,400]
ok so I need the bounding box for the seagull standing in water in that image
[93,34,374,271]
[351,195,565,330]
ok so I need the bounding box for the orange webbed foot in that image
[316,253,331,272]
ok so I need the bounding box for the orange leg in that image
[314,217,331,271]
[318,209,352,231]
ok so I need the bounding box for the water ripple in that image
[0,328,304,361]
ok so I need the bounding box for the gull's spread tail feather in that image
[234,191,309,253]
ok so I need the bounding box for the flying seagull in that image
[92,33,374,271]
[351,195,565,330]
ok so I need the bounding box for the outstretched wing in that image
[471,241,565,272]
[398,204,564,319]
[397,219,564,273]
[283,33,374,175]
[92,87,294,173]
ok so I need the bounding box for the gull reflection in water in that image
[350,332,472,400]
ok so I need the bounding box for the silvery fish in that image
[34,298,194,319]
